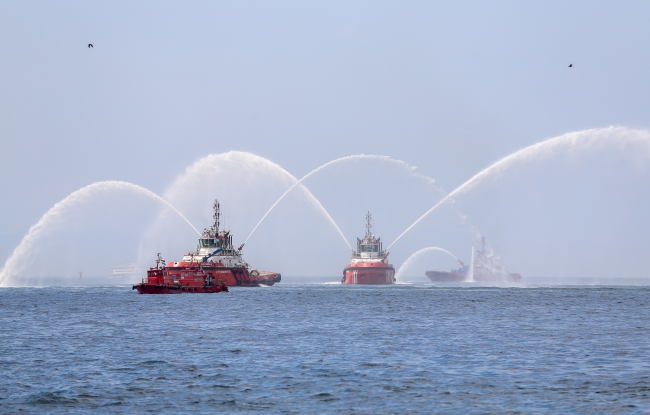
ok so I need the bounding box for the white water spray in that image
[0,181,198,287]
[246,154,438,245]
[388,127,650,249]
[467,247,475,282]
[161,151,352,250]
[395,246,460,281]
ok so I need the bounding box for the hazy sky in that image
[2,1,650,281]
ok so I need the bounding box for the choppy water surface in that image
[1,284,650,413]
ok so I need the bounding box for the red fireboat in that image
[342,212,395,285]
[133,253,228,294]
[133,199,281,294]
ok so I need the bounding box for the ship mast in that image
[213,200,220,233]
[365,212,372,236]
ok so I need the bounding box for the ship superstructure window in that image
[361,244,379,253]
[200,238,221,248]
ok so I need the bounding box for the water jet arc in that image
[0,181,198,287]
[388,127,649,249]
[395,246,460,281]
[245,154,438,247]
[164,151,353,250]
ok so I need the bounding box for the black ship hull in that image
[425,270,467,282]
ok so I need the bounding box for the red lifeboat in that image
[342,212,395,285]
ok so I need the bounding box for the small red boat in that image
[342,212,395,285]
[133,253,229,294]
[133,199,280,294]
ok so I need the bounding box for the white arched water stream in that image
[395,246,460,281]
[0,181,197,287]
[389,127,650,249]
[246,154,439,244]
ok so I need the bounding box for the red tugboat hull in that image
[134,283,181,294]
[343,263,395,285]
[133,282,227,294]
[342,212,395,285]
[164,263,281,287]
[134,199,281,293]
[133,259,230,294]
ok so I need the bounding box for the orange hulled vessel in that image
[133,199,281,294]
[342,212,395,285]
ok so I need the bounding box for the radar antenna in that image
[155,253,165,270]
[365,211,372,236]
[213,200,220,232]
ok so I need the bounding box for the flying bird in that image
[88,44,93,48]
[568,64,572,67]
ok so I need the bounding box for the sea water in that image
[1,284,649,413]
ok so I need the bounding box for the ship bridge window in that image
[361,244,379,253]
[201,239,220,248]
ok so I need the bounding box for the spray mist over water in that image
[0,181,197,287]
[467,247,475,282]
[388,127,650,249]
[395,246,460,281]
[246,154,440,245]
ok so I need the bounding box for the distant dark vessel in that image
[425,261,468,282]
[426,237,521,283]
